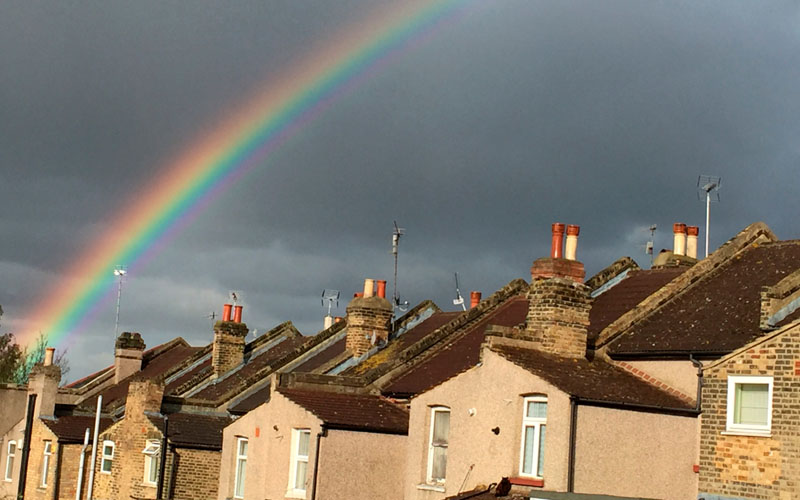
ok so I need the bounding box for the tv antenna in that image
[392,221,406,310]
[697,175,721,258]
[113,265,127,337]
[206,311,217,326]
[321,289,340,329]
[229,291,242,306]
[646,224,657,266]
[452,273,466,311]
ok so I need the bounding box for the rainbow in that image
[19,0,475,347]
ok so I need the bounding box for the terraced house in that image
[3,221,799,500]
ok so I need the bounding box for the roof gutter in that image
[573,396,700,417]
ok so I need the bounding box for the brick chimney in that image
[125,378,164,416]
[28,347,61,417]
[212,304,249,378]
[345,278,393,357]
[525,223,592,358]
[114,332,146,384]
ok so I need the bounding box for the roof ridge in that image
[595,221,777,350]
[585,256,640,291]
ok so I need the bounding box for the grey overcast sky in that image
[1,0,799,382]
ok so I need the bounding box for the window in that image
[426,407,450,484]
[5,441,16,482]
[727,376,773,435]
[41,441,53,487]
[142,440,161,486]
[519,396,547,478]
[233,437,247,499]
[289,429,310,497]
[101,441,115,474]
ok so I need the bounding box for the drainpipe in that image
[86,395,102,500]
[310,425,328,500]
[567,397,578,493]
[690,354,704,412]
[156,416,168,500]
[51,441,63,500]
[17,393,36,500]
[75,428,90,500]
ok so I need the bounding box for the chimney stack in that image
[125,378,164,416]
[345,278,393,357]
[470,291,482,309]
[673,223,687,256]
[524,223,592,358]
[28,349,62,417]
[565,224,580,261]
[212,304,248,378]
[686,226,699,259]
[114,332,146,384]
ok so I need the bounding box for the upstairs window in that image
[519,396,547,478]
[727,376,773,435]
[289,429,311,497]
[233,437,248,499]
[142,440,161,486]
[101,441,115,474]
[4,441,15,482]
[426,407,450,484]
[41,441,53,487]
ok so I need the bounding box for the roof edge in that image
[703,318,800,372]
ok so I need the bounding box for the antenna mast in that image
[646,224,657,266]
[697,175,721,258]
[113,265,127,337]
[321,289,340,329]
[392,221,405,308]
[452,273,466,311]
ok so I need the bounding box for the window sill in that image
[722,429,772,438]
[510,477,544,487]
[416,483,446,492]
[286,490,307,499]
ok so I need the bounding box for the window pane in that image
[294,460,308,490]
[537,425,546,477]
[148,455,160,483]
[235,458,246,497]
[432,411,450,445]
[526,401,547,419]
[102,459,112,473]
[735,383,768,425]
[298,431,310,457]
[522,425,535,474]
[431,446,447,480]
[103,444,113,457]
[238,439,248,457]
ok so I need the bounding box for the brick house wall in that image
[699,323,800,499]
[167,448,220,500]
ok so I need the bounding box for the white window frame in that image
[519,395,547,479]
[426,406,450,485]
[726,375,773,436]
[41,440,53,487]
[288,429,311,498]
[142,439,161,486]
[4,441,15,482]
[100,440,115,474]
[233,437,247,499]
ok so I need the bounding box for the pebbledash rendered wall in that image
[699,323,800,500]
[218,389,404,500]
[404,348,573,500]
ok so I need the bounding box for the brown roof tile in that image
[191,336,307,400]
[148,413,233,449]
[42,415,113,443]
[383,296,529,397]
[278,388,408,434]
[490,345,693,409]
[589,268,686,337]
[292,337,347,373]
[610,242,800,355]
[228,385,271,414]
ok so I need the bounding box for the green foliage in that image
[13,332,70,385]
[0,333,23,383]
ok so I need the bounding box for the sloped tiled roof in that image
[610,241,800,356]
[490,345,693,409]
[79,340,202,411]
[278,388,408,434]
[42,415,113,443]
[589,268,685,338]
[383,296,529,397]
[291,337,347,373]
[148,412,233,449]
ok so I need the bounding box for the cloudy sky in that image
[1,0,799,382]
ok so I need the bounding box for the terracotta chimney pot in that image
[470,291,482,309]
[551,223,566,259]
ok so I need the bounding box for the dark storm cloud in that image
[2,0,799,380]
